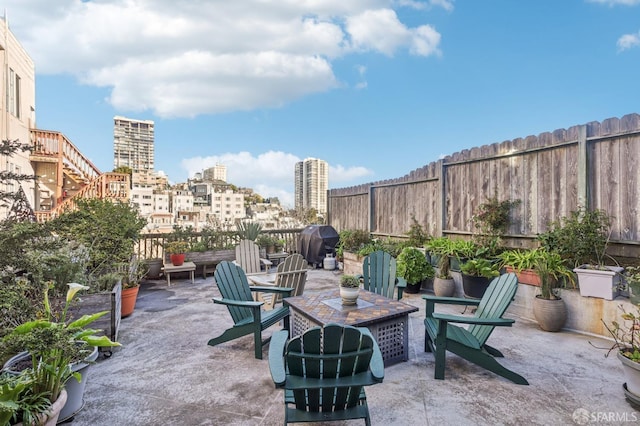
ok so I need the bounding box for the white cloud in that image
[180,151,373,209]
[3,0,442,118]
[617,32,640,51]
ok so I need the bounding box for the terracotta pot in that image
[121,285,140,318]
[170,253,185,266]
[532,295,567,332]
[505,266,541,286]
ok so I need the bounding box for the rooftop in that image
[71,269,638,425]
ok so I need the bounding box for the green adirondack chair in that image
[423,272,528,385]
[356,250,406,300]
[208,261,292,359]
[268,324,384,426]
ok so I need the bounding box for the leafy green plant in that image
[1,283,121,404]
[538,207,613,268]
[236,221,262,241]
[0,371,51,426]
[339,275,360,288]
[471,196,520,254]
[397,247,434,284]
[256,233,278,248]
[626,267,640,305]
[498,248,547,272]
[460,259,500,279]
[533,250,576,300]
[50,198,146,283]
[603,303,640,362]
[164,241,190,254]
[405,215,430,248]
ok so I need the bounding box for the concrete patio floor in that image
[69,268,639,426]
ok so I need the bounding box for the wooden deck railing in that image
[31,129,102,181]
[136,229,304,261]
[35,173,130,222]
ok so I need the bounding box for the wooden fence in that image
[327,113,640,257]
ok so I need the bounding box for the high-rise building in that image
[113,116,155,185]
[294,158,328,215]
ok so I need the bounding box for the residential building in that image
[0,18,36,218]
[294,157,328,215]
[113,116,155,186]
[203,164,227,182]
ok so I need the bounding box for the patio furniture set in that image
[205,248,528,423]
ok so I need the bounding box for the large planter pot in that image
[505,266,541,286]
[574,265,624,300]
[145,258,163,279]
[462,274,491,299]
[434,277,456,297]
[170,253,186,266]
[404,281,422,294]
[618,351,640,401]
[59,345,100,423]
[340,287,359,305]
[121,285,140,318]
[532,296,567,332]
[3,346,98,424]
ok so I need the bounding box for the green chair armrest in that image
[268,329,289,387]
[249,286,294,295]
[359,327,384,382]
[422,294,480,306]
[396,277,407,288]
[212,297,263,308]
[431,312,515,327]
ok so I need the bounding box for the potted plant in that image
[396,246,434,294]
[603,271,640,404]
[460,258,500,299]
[498,247,548,286]
[2,282,120,424]
[531,250,576,332]
[0,370,51,426]
[118,257,149,318]
[339,274,360,305]
[425,237,456,297]
[539,207,621,300]
[165,241,190,266]
[256,234,278,254]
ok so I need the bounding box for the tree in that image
[0,139,36,210]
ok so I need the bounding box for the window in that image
[7,69,21,118]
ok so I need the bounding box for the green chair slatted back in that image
[269,324,384,425]
[209,261,291,359]
[361,250,404,300]
[423,272,527,384]
[214,260,255,324]
[468,273,519,346]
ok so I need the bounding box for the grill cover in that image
[297,225,340,266]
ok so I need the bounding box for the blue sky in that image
[3,0,639,208]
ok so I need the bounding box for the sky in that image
[2,0,639,209]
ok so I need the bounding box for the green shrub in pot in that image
[397,247,434,285]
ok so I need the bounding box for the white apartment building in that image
[212,189,246,224]
[294,157,328,215]
[114,116,155,186]
[0,18,36,218]
[203,164,227,182]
